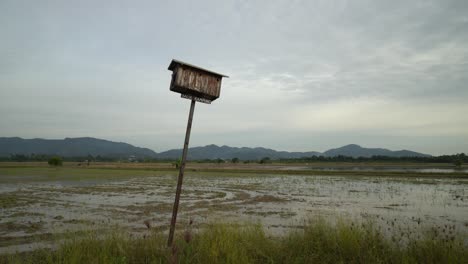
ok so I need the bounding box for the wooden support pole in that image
[167,99,196,247]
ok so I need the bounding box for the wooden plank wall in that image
[175,66,221,98]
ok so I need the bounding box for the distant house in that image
[128,155,137,162]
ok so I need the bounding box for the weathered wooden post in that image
[167,59,228,247]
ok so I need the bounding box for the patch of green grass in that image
[183,223,275,264]
[247,195,288,204]
[0,194,21,209]
[0,230,93,248]
[2,219,466,264]
[0,167,170,184]
[0,193,38,209]
[2,230,167,264]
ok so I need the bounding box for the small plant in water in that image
[143,220,151,229]
[184,217,194,243]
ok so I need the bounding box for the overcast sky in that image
[1,0,467,155]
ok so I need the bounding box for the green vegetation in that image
[2,220,466,264]
[3,153,468,164]
[276,153,468,164]
[0,193,21,208]
[0,193,38,208]
[1,166,467,186]
[1,164,467,263]
[173,157,181,169]
[453,153,465,168]
[2,154,118,162]
[48,156,63,167]
[0,167,164,184]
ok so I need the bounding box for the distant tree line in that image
[1,153,466,166]
[277,153,468,164]
[0,154,134,163]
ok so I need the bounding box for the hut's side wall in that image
[174,66,221,99]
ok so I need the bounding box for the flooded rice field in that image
[1,170,467,254]
[281,166,468,173]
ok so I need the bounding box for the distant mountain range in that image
[322,144,430,158]
[157,144,321,160]
[0,137,431,160]
[0,137,156,158]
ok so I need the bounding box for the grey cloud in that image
[1,0,467,155]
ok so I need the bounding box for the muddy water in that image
[281,166,468,173]
[1,173,467,253]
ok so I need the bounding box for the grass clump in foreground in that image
[3,219,467,264]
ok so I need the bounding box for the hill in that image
[157,144,430,160]
[157,144,321,160]
[323,144,431,158]
[0,137,157,158]
[0,137,431,160]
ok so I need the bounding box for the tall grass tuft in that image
[2,219,467,264]
[3,230,168,264]
[176,223,276,264]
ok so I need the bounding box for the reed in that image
[2,219,466,264]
